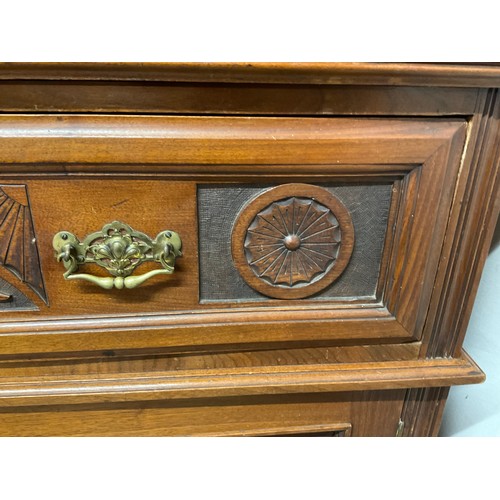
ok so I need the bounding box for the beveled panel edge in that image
[202,423,352,437]
[0,63,499,87]
[0,115,466,166]
[0,307,411,356]
[0,343,422,375]
[0,165,414,179]
[383,122,468,339]
[0,351,484,407]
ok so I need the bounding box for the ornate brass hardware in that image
[53,221,182,289]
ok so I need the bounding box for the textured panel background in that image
[0,276,38,312]
[198,183,393,302]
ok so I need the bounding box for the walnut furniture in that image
[0,63,498,436]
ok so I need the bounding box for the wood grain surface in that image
[0,63,496,436]
[231,183,355,299]
[422,89,500,358]
[0,83,479,116]
[0,115,464,166]
[0,115,468,356]
[1,62,500,87]
[0,352,483,407]
[0,390,405,437]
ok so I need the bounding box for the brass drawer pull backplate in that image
[53,221,182,289]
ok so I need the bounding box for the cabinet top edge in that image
[1,62,500,87]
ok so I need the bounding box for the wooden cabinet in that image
[0,63,498,436]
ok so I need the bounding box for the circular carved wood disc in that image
[231,184,355,299]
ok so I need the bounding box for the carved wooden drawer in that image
[0,63,498,437]
[0,115,467,356]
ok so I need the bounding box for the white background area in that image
[440,216,500,436]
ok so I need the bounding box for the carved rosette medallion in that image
[232,184,355,299]
[245,198,339,286]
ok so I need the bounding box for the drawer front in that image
[0,390,405,437]
[0,115,467,356]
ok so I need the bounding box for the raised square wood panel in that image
[198,182,393,303]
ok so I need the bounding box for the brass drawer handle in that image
[53,221,182,289]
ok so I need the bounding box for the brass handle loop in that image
[53,221,182,289]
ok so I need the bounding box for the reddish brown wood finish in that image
[0,352,482,408]
[422,90,500,358]
[400,386,451,437]
[231,183,355,299]
[0,115,465,166]
[0,390,405,437]
[0,84,479,117]
[0,63,496,436]
[1,62,500,87]
[0,116,468,356]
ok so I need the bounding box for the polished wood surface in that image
[0,63,497,436]
[230,183,356,300]
[0,115,465,166]
[0,115,468,356]
[0,352,482,407]
[0,390,405,437]
[422,90,500,358]
[1,62,500,87]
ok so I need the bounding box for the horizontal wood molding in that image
[0,83,479,116]
[202,423,353,437]
[0,351,484,408]
[0,308,410,356]
[0,343,421,377]
[0,115,464,166]
[1,63,500,87]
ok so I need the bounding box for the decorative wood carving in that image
[245,198,340,285]
[232,184,354,299]
[0,185,47,304]
[0,63,495,437]
[198,183,392,304]
[0,276,37,311]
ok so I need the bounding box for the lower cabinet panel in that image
[0,390,405,437]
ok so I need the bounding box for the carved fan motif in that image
[231,183,355,300]
[0,185,47,304]
[245,197,340,286]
